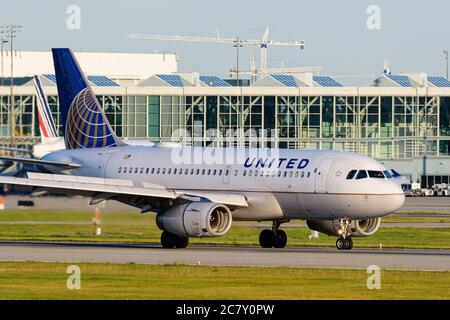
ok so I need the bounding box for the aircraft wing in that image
[0,172,175,199]
[0,156,81,169]
[177,191,248,208]
[0,172,248,209]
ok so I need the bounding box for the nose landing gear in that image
[336,218,353,250]
[259,220,288,248]
[336,236,353,250]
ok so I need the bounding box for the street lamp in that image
[444,49,449,80]
[1,37,9,86]
[233,38,243,85]
[0,24,22,149]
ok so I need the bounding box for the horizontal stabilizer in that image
[0,146,32,154]
[0,156,81,169]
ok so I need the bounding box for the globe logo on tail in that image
[65,88,117,149]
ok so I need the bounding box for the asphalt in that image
[0,241,449,271]
[1,196,449,271]
[400,197,450,213]
[2,195,450,213]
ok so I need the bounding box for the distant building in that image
[0,53,449,186]
[0,50,178,86]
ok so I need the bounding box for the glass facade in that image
[421,175,450,189]
[0,93,449,160]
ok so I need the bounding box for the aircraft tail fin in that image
[51,48,123,149]
[34,75,59,142]
[391,169,402,177]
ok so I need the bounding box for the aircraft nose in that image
[385,182,405,213]
[388,193,405,212]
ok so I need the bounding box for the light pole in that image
[0,25,22,149]
[444,49,449,80]
[0,37,9,87]
[233,38,243,85]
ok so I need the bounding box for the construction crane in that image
[230,56,322,84]
[127,27,305,80]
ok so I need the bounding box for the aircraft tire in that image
[274,230,287,248]
[336,238,345,250]
[161,230,178,248]
[176,236,189,248]
[259,229,276,248]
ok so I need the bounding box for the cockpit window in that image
[346,170,357,180]
[355,170,368,180]
[368,170,385,178]
[383,170,392,178]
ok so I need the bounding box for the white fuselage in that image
[43,146,405,221]
[33,138,65,159]
[32,138,155,159]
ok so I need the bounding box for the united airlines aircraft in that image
[0,49,405,250]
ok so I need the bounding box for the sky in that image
[1,0,449,78]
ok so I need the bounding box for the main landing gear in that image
[335,218,353,250]
[160,230,189,249]
[259,221,288,248]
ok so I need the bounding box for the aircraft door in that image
[223,165,231,184]
[314,158,335,193]
[97,152,114,178]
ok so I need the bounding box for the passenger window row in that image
[117,166,316,179]
[242,169,312,178]
[118,167,229,176]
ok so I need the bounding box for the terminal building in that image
[0,51,449,187]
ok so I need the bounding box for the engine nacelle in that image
[156,202,232,237]
[306,218,381,237]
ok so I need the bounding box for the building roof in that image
[428,76,450,87]
[252,74,307,87]
[199,76,231,87]
[1,64,450,93]
[385,74,418,87]
[312,75,343,87]
[370,74,422,87]
[23,74,120,87]
[137,74,195,87]
[5,51,177,82]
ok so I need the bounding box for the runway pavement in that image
[0,241,449,271]
[401,197,450,213]
[2,195,450,213]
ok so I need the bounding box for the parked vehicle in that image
[402,182,421,196]
[421,189,434,196]
[432,184,450,196]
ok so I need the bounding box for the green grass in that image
[0,210,150,224]
[395,211,450,215]
[1,210,450,249]
[381,216,450,223]
[0,261,448,300]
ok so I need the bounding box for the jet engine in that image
[306,218,381,237]
[156,202,232,237]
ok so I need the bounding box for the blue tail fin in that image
[52,48,122,149]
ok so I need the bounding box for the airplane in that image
[32,75,155,159]
[390,169,411,186]
[0,48,405,250]
[32,75,65,158]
